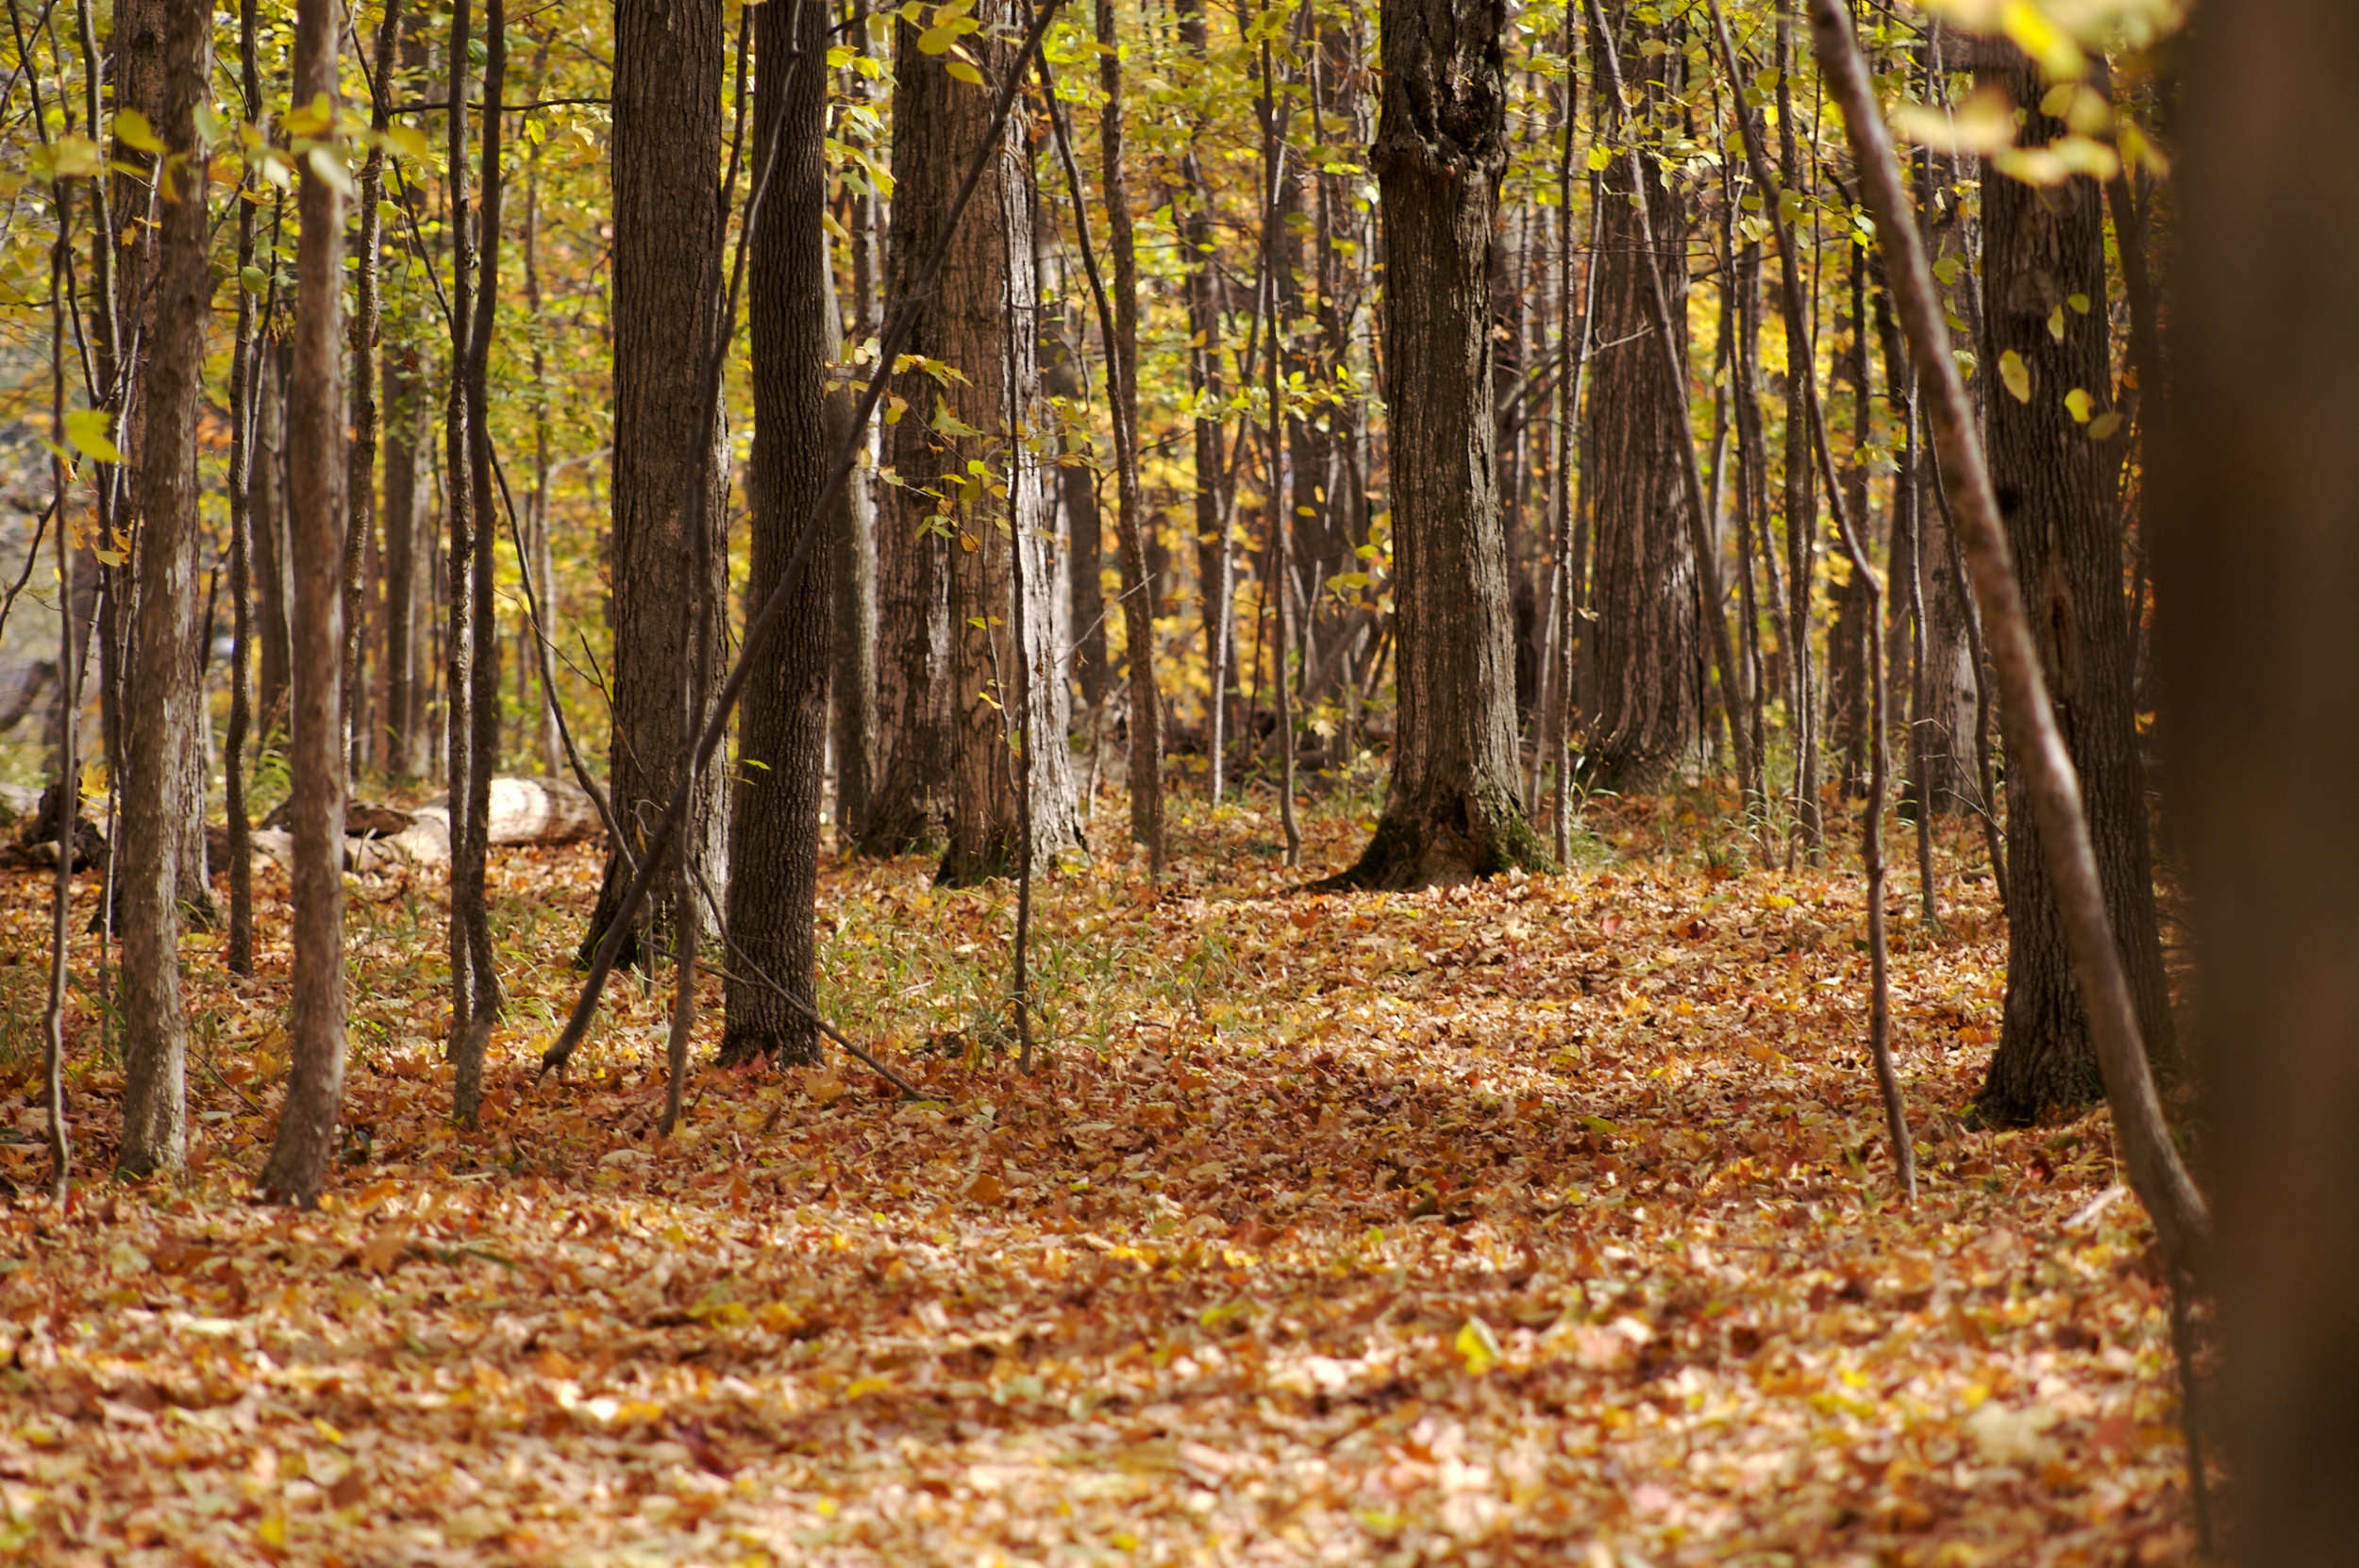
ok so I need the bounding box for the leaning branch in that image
[1804,0,2207,1274]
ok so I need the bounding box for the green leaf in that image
[945,58,983,86]
[2047,305,2066,343]
[1999,349,2032,404]
[113,109,164,154]
[64,409,122,463]
[2087,410,2123,441]
[916,25,953,52]
[1585,144,1613,172]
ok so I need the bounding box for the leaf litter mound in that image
[0,792,2197,1566]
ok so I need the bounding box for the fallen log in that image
[244,776,604,873]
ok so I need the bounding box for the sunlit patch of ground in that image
[0,787,2197,1565]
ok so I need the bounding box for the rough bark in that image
[259,0,349,1208]
[726,0,832,1068]
[2163,6,2359,1554]
[925,0,1081,885]
[1973,46,2172,1125]
[853,7,967,858]
[583,0,732,965]
[114,1,213,1178]
[1581,60,1701,789]
[1325,0,1542,889]
[1174,0,1230,799]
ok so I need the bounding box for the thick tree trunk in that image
[1326,0,1541,890]
[1973,47,2172,1125]
[114,3,214,1178]
[923,0,1079,886]
[853,7,974,858]
[260,0,349,1208]
[584,0,732,964]
[726,0,832,1068]
[2164,7,2359,1555]
[1582,106,1701,789]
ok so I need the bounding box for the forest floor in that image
[0,783,2200,1567]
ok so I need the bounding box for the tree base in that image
[716,1025,820,1070]
[1316,783,1554,892]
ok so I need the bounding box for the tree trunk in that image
[1581,52,1701,789]
[114,1,214,1178]
[826,273,879,849]
[1973,45,2172,1125]
[854,7,974,858]
[1175,0,1231,800]
[452,0,510,1123]
[1099,0,1165,872]
[584,0,732,964]
[345,0,404,775]
[726,0,833,1069]
[1325,0,1541,890]
[1828,242,1874,800]
[926,0,1080,886]
[2163,7,2359,1554]
[254,344,293,742]
[259,0,349,1208]
[381,342,427,777]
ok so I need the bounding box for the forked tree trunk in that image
[1326,0,1543,890]
[1972,44,2172,1125]
[584,0,732,965]
[726,0,833,1068]
[927,0,1081,886]
[114,1,214,1178]
[260,0,349,1208]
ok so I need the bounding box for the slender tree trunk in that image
[381,343,425,777]
[1327,0,1543,890]
[260,0,349,1207]
[255,342,293,742]
[346,0,403,775]
[1776,2,1821,859]
[1828,243,1874,798]
[1972,42,2172,1125]
[826,263,879,847]
[1174,0,1230,801]
[443,0,486,1073]
[585,0,732,963]
[1098,0,1164,873]
[115,0,213,1176]
[452,0,510,1123]
[224,0,265,976]
[724,0,831,1067]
